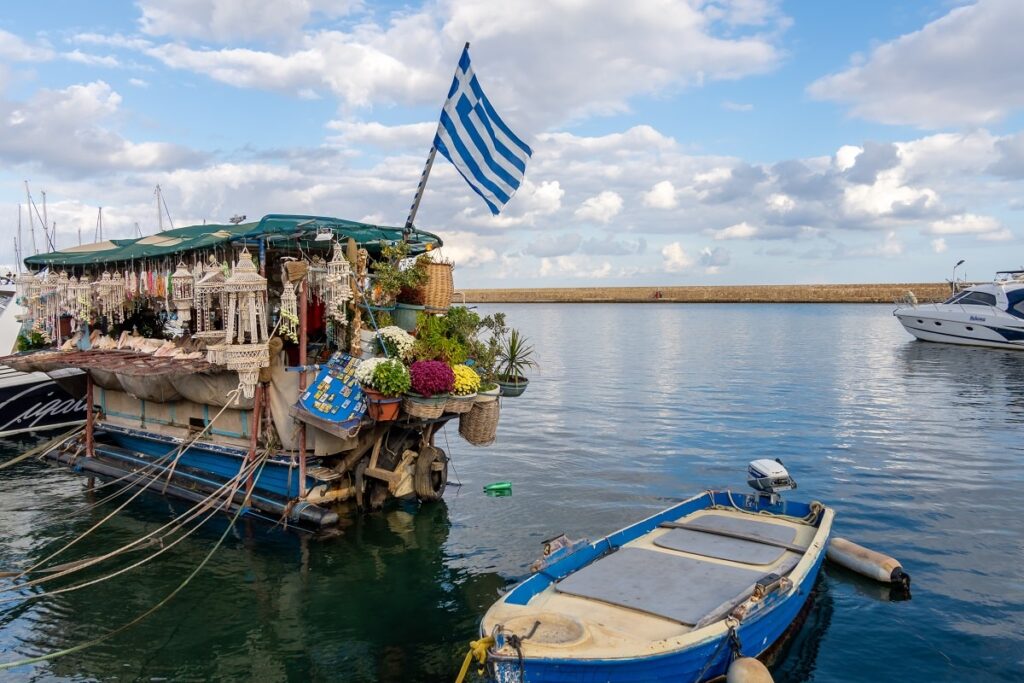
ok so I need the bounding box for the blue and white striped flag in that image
[434,45,532,215]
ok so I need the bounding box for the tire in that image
[414,445,447,503]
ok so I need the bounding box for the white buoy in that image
[827,537,911,591]
[727,656,774,683]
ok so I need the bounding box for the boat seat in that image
[653,513,798,565]
[555,547,765,626]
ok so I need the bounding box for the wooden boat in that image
[480,463,833,682]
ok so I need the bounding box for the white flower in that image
[354,357,387,386]
[377,325,415,360]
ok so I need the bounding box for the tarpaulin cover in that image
[24,214,443,268]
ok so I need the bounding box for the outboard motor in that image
[747,458,796,504]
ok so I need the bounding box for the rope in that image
[0,425,83,471]
[0,456,268,671]
[1,389,243,586]
[708,490,824,526]
[692,619,741,682]
[0,451,265,604]
[453,635,494,683]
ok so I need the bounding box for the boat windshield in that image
[1007,289,1024,319]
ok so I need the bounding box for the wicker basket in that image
[284,260,308,283]
[459,399,500,446]
[403,393,447,420]
[421,261,454,311]
[444,393,476,414]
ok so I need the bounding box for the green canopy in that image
[24,214,442,268]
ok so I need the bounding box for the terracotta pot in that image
[363,387,402,421]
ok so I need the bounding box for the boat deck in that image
[483,507,823,661]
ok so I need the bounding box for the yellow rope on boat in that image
[454,635,494,683]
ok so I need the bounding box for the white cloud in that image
[712,221,759,240]
[72,32,153,51]
[643,180,678,209]
[138,0,360,43]
[809,0,1024,127]
[63,50,121,68]
[141,0,785,127]
[699,246,730,274]
[721,100,754,112]
[574,191,623,223]
[326,120,436,150]
[538,255,613,279]
[430,231,498,268]
[928,213,1003,236]
[129,78,150,88]
[0,81,202,176]
[931,237,947,254]
[661,242,694,272]
[0,29,53,61]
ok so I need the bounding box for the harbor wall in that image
[458,283,951,304]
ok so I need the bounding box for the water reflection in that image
[2,305,1023,681]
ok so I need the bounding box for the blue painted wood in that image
[102,428,313,500]
[490,491,829,682]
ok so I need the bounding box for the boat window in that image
[1007,289,1024,319]
[956,291,997,306]
[943,291,968,304]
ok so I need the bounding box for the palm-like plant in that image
[496,328,537,386]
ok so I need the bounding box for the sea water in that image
[0,304,1021,681]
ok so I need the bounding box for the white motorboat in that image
[0,275,86,437]
[894,270,1024,350]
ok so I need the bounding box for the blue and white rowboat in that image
[480,468,833,682]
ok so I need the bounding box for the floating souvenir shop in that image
[2,214,521,529]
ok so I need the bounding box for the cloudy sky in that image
[2,0,1023,285]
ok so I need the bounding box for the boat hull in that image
[489,547,826,682]
[894,307,1024,350]
[0,370,87,437]
[483,491,832,683]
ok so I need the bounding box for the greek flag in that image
[434,45,532,215]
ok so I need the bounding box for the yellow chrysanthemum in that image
[451,364,481,396]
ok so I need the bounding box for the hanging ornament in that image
[194,255,227,341]
[110,272,126,322]
[307,255,327,300]
[215,248,270,399]
[171,260,195,323]
[39,271,61,334]
[278,280,299,343]
[325,241,352,324]
[70,275,92,323]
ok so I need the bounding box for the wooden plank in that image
[364,466,401,485]
[657,521,808,553]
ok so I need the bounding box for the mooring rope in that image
[0,456,269,672]
[3,389,244,584]
[0,425,84,472]
[0,451,266,603]
[0,446,270,593]
[709,490,824,526]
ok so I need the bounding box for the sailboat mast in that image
[156,185,163,232]
[24,181,37,255]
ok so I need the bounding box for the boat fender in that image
[827,537,911,591]
[727,657,774,683]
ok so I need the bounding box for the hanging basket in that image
[444,393,477,414]
[403,393,447,420]
[459,399,500,446]
[419,261,454,311]
[284,260,308,283]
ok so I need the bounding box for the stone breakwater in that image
[458,283,951,304]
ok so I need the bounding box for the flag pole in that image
[404,41,470,232]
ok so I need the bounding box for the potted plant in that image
[445,364,480,414]
[404,360,455,419]
[356,358,409,421]
[377,325,415,360]
[496,328,536,397]
[371,241,428,308]
[469,313,504,402]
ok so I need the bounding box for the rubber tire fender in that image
[414,445,448,502]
